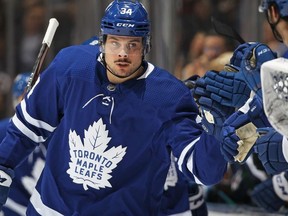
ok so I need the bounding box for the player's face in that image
[103,35,144,81]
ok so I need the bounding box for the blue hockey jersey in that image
[0,44,227,215]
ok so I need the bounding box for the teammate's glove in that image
[188,182,208,216]
[254,127,288,175]
[220,95,272,163]
[246,95,271,128]
[204,69,250,108]
[0,165,14,209]
[240,42,277,99]
[220,110,251,162]
[230,42,255,67]
[193,76,234,141]
[251,171,288,212]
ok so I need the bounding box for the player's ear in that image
[267,4,280,24]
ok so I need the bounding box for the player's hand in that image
[193,76,235,141]
[254,127,288,175]
[220,110,251,162]
[230,42,255,67]
[0,166,14,209]
[204,69,250,108]
[251,171,288,212]
[240,42,277,99]
[246,95,271,128]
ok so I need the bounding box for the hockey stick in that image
[24,18,59,94]
[211,16,245,44]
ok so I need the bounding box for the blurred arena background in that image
[1,1,287,215]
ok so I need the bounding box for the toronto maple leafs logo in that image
[67,118,127,190]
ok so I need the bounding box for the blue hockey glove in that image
[193,75,235,140]
[192,76,209,102]
[240,42,277,99]
[220,110,251,162]
[192,76,234,140]
[230,42,255,67]
[204,69,250,108]
[254,127,288,175]
[246,95,271,128]
[221,95,270,163]
[0,165,14,209]
[251,171,288,212]
[188,183,208,216]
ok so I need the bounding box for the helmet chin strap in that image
[101,54,144,79]
[266,10,283,42]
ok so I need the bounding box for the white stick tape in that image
[42,18,59,47]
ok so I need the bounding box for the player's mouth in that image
[115,60,130,68]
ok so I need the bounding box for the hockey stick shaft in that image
[211,17,245,44]
[25,18,59,94]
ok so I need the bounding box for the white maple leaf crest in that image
[67,118,127,190]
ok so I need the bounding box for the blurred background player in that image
[0,72,46,216]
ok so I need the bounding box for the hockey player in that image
[215,0,288,173]
[0,1,228,215]
[194,0,288,213]
[249,1,288,212]
[84,37,209,216]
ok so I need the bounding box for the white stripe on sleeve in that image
[20,100,56,132]
[12,115,46,143]
[30,189,64,216]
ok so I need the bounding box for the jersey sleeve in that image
[0,48,67,168]
[167,90,227,186]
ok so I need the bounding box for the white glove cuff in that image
[273,172,288,201]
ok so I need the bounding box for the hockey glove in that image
[221,110,253,163]
[246,95,271,128]
[251,171,288,212]
[204,69,250,108]
[240,42,277,99]
[193,76,234,140]
[254,127,288,175]
[230,42,255,67]
[221,95,272,163]
[0,165,14,209]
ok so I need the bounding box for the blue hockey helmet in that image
[100,0,151,54]
[12,72,30,104]
[259,0,288,17]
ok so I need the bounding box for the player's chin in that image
[114,69,131,77]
